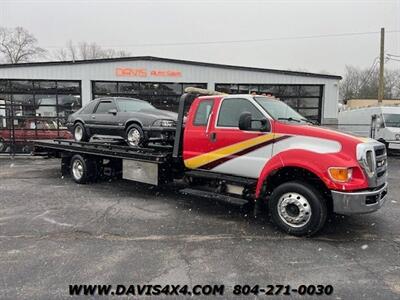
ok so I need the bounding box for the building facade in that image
[0,56,341,153]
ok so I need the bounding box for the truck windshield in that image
[254,96,309,123]
[383,114,400,128]
[116,98,155,112]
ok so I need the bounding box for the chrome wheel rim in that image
[127,128,141,146]
[74,126,83,141]
[72,160,84,180]
[277,192,312,228]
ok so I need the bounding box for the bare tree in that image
[340,65,400,101]
[54,41,130,61]
[0,26,46,63]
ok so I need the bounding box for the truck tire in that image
[268,181,327,236]
[70,154,96,184]
[0,138,5,152]
[74,122,90,142]
[126,124,145,147]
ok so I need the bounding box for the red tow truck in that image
[33,89,388,236]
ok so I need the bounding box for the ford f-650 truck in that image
[33,89,388,236]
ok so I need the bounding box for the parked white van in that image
[338,105,400,150]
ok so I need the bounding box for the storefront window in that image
[57,81,80,94]
[93,82,117,94]
[33,81,57,93]
[215,83,323,122]
[0,79,81,154]
[92,81,206,112]
[11,81,34,93]
[118,82,140,94]
[0,80,10,93]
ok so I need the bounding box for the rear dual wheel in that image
[268,181,327,236]
[0,138,5,152]
[70,154,97,184]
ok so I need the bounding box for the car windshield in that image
[383,113,400,128]
[254,96,309,123]
[116,98,155,112]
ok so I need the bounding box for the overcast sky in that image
[1,0,399,76]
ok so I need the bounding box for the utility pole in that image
[378,27,385,105]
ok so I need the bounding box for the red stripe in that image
[200,135,290,170]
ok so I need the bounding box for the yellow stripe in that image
[184,133,279,169]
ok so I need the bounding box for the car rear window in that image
[193,99,214,126]
[80,100,98,114]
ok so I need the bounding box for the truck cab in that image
[183,94,388,235]
[370,106,400,151]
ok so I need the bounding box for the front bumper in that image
[331,182,388,214]
[388,141,400,150]
[143,126,176,141]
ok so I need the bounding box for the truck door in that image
[183,98,216,161]
[184,97,274,178]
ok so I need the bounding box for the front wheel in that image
[74,123,90,142]
[268,181,327,236]
[125,124,145,147]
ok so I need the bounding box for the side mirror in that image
[239,112,252,131]
[108,108,117,115]
[239,112,270,132]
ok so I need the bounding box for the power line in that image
[356,57,379,91]
[387,57,400,62]
[43,30,400,49]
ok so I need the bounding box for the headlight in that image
[328,167,353,183]
[395,134,400,140]
[152,119,175,127]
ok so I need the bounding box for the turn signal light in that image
[328,167,353,183]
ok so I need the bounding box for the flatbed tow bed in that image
[33,139,173,163]
[33,137,251,208]
[33,138,180,187]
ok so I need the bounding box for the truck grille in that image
[374,145,387,179]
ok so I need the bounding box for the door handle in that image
[210,132,217,142]
[91,115,96,119]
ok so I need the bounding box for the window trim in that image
[193,99,214,126]
[215,97,271,131]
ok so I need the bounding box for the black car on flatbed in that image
[66,97,178,147]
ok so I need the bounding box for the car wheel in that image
[74,123,89,142]
[70,154,97,184]
[126,124,144,147]
[268,181,327,236]
[0,138,5,152]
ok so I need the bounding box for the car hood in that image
[136,108,178,120]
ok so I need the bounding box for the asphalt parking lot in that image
[0,157,400,299]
